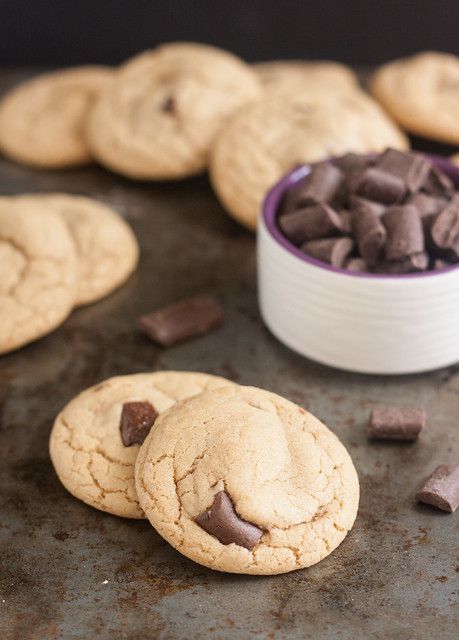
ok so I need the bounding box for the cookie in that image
[0,198,77,355]
[253,60,358,93]
[210,90,409,230]
[451,153,459,166]
[6,194,139,306]
[371,52,459,145]
[86,42,261,180]
[136,385,359,575]
[49,372,234,519]
[0,66,113,168]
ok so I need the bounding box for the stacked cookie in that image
[0,194,139,354]
[0,42,409,232]
[49,371,359,575]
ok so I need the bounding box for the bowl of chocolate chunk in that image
[257,148,459,374]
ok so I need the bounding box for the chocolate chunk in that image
[301,237,353,268]
[353,167,406,205]
[351,206,386,266]
[377,252,429,274]
[120,401,158,446]
[376,148,430,193]
[434,258,452,270]
[138,294,223,347]
[339,210,353,235]
[195,491,263,549]
[422,167,455,198]
[407,193,447,219]
[345,257,368,272]
[279,204,343,244]
[382,205,425,260]
[282,163,344,212]
[333,152,371,177]
[161,96,176,114]
[430,204,459,258]
[368,405,425,440]
[349,195,386,218]
[417,464,459,513]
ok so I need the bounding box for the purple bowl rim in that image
[261,152,459,280]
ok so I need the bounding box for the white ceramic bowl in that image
[257,156,459,375]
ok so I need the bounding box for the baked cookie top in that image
[6,194,139,306]
[210,90,409,230]
[86,42,261,180]
[371,51,459,145]
[49,372,234,519]
[0,199,77,354]
[136,385,359,575]
[253,60,358,94]
[0,66,113,168]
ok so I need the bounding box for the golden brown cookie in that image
[7,193,139,306]
[0,66,113,168]
[87,42,261,180]
[210,90,409,230]
[253,59,358,94]
[136,385,359,574]
[0,198,77,354]
[371,52,459,144]
[49,372,235,518]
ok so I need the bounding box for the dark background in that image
[0,0,458,67]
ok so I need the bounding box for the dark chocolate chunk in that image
[430,204,459,258]
[422,166,455,198]
[351,206,386,266]
[301,237,353,268]
[138,294,223,347]
[377,252,429,274]
[434,258,452,270]
[333,152,371,177]
[161,95,176,114]
[195,491,263,549]
[382,205,425,260]
[339,210,352,235]
[376,148,430,193]
[417,464,459,513]
[349,195,386,218]
[278,204,343,244]
[407,193,447,219]
[120,401,158,446]
[368,405,425,440]
[345,257,368,272]
[282,163,344,212]
[353,167,406,204]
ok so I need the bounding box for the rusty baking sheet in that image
[0,70,457,640]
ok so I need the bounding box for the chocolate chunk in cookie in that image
[417,465,459,512]
[120,401,158,446]
[195,491,263,550]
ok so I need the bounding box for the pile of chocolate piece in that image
[278,148,459,274]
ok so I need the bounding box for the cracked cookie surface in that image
[5,194,139,306]
[0,199,77,354]
[49,372,234,519]
[371,52,459,145]
[0,66,113,168]
[86,42,261,180]
[135,385,359,575]
[210,89,408,230]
